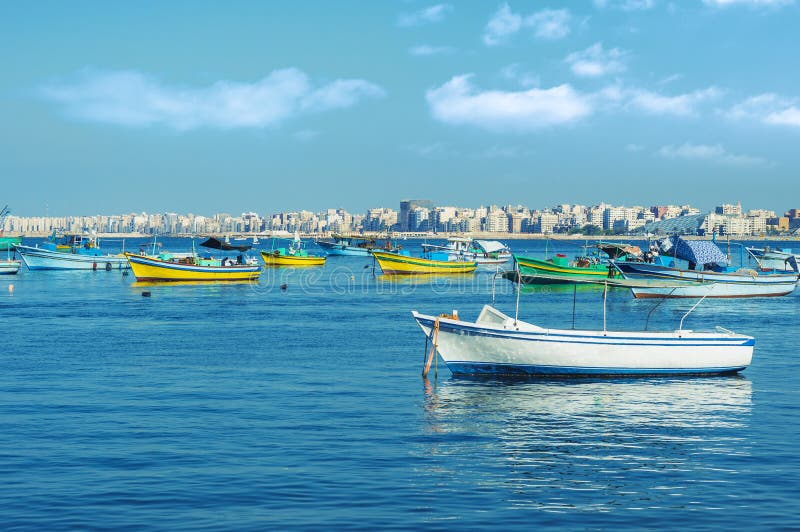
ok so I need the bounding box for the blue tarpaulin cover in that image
[661,236,728,266]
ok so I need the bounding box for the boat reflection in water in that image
[418,377,752,514]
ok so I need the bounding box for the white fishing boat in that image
[412,305,754,377]
[746,246,800,273]
[613,236,798,298]
[421,237,511,265]
[15,232,129,271]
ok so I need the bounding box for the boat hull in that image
[315,241,372,256]
[373,251,476,275]
[126,254,261,282]
[615,262,799,298]
[0,259,20,274]
[413,312,754,377]
[260,251,326,266]
[16,244,129,270]
[515,255,614,284]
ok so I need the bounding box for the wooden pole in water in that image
[422,319,439,378]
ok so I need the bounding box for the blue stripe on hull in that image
[416,317,755,347]
[446,361,747,377]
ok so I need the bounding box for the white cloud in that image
[426,74,592,132]
[397,4,453,27]
[657,143,768,166]
[627,87,721,115]
[500,64,540,87]
[724,93,800,127]
[703,0,792,7]
[483,4,523,45]
[594,0,657,10]
[483,4,570,46]
[409,44,455,56]
[40,68,385,130]
[527,9,571,40]
[565,42,628,77]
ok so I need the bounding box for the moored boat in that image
[261,234,326,266]
[613,236,799,298]
[0,258,20,275]
[412,305,754,377]
[511,243,643,285]
[315,234,400,256]
[373,251,476,275]
[0,206,21,251]
[126,253,261,282]
[15,232,129,271]
[421,237,511,265]
[746,246,800,273]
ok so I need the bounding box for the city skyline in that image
[2,2,800,215]
[4,198,798,237]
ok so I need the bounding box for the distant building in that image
[399,199,433,231]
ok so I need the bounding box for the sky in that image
[1,0,799,216]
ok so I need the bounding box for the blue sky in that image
[1,0,799,216]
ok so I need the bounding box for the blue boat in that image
[612,236,799,298]
[315,234,400,256]
[15,232,129,271]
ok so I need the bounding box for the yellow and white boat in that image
[261,233,326,267]
[372,251,476,275]
[260,250,326,266]
[125,252,261,282]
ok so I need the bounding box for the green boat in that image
[511,243,644,285]
[0,236,21,251]
[0,206,20,251]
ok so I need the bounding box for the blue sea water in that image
[1,237,799,529]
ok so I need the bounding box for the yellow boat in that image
[125,253,261,282]
[261,250,326,266]
[261,234,326,266]
[372,251,477,275]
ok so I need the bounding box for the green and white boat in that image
[510,243,643,285]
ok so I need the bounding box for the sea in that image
[1,237,799,530]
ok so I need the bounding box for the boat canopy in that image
[598,243,642,260]
[200,237,252,252]
[474,240,508,253]
[660,236,728,266]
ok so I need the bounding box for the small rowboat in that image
[0,258,20,275]
[412,305,754,377]
[372,251,476,275]
[125,253,261,282]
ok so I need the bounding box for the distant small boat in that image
[261,233,326,266]
[372,251,476,275]
[746,246,800,273]
[0,206,21,251]
[315,234,400,256]
[421,237,511,265]
[15,232,129,271]
[412,305,754,377]
[0,258,20,275]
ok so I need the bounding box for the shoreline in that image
[7,231,799,241]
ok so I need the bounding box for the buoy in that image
[141,291,151,297]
